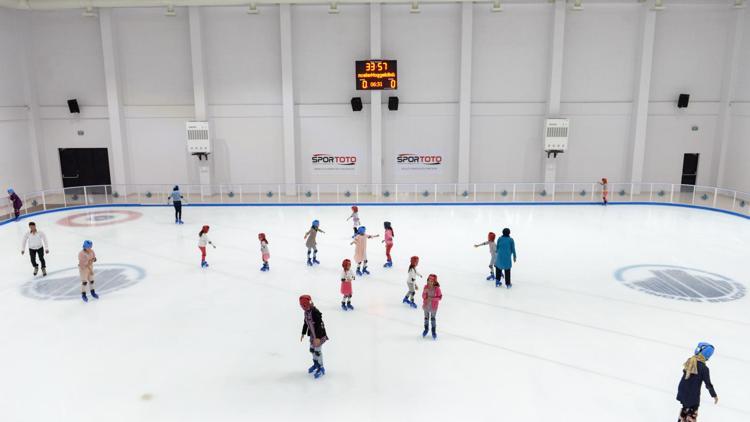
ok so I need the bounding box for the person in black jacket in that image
[299,295,328,379]
[677,342,718,421]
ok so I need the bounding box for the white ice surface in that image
[0,204,748,422]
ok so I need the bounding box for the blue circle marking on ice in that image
[614,264,745,303]
[20,264,146,301]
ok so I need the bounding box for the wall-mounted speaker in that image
[67,99,80,114]
[351,97,363,112]
[388,96,399,111]
[677,94,690,109]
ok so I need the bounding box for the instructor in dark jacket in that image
[677,342,718,422]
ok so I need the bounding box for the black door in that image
[58,148,112,189]
[680,153,699,191]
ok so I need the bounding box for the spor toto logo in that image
[20,264,146,301]
[397,153,442,165]
[311,153,357,166]
[614,264,745,303]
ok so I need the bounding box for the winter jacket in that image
[9,193,22,209]
[496,235,516,269]
[301,307,328,341]
[677,360,717,408]
[422,284,442,313]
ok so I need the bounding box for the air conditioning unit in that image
[186,121,211,159]
[544,118,569,158]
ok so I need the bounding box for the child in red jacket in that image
[422,274,442,340]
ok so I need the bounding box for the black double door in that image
[58,148,112,189]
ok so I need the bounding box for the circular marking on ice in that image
[614,264,745,303]
[20,264,146,301]
[57,210,142,227]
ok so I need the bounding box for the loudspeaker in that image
[388,96,399,111]
[677,94,690,109]
[351,97,363,112]
[67,99,80,114]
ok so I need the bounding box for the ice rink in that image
[1,203,748,422]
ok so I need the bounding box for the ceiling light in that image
[247,3,259,14]
[410,1,420,13]
[165,5,177,17]
[651,0,665,11]
[571,0,583,11]
[734,0,746,9]
[82,6,97,17]
[328,2,340,14]
[491,0,502,12]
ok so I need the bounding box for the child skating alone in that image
[304,220,325,266]
[198,225,215,268]
[350,226,379,276]
[676,342,718,422]
[474,232,498,281]
[259,233,270,272]
[340,259,355,311]
[599,177,609,205]
[78,240,98,302]
[422,274,442,340]
[346,205,360,237]
[299,295,328,379]
[403,256,422,308]
[382,221,394,268]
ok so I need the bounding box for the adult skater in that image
[495,228,517,288]
[168,185,184,224]
[198,225,215,268]
[599,177,609,205]
[299,295,328,379]
[340,259,355,311]
[346,205,360,236]
[304,220,325,266]
[402,256,422,308]
[422,274,442,340]
[474,232,497,281]
[677,342,718,422]
[350,226,379,276]
[78,240,98,302]
[382,221,394,268]
[7,188,22,220]
[21,222,49,276]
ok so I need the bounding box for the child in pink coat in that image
[422,274,442,340]
[382,221,394,268]
[259,233,270,272]
[350,226,379,276]
[340,259,355,311]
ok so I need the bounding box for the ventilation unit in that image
[187,121,211,159]
[544,118,569,158]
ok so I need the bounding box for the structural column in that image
[370,2,382,196]
[22,13,44,190]
[188,6,213,190]
[544,0,566,185]
[99,8,130,188]
[280,4,297,195]
[713,7,745,188]
[629,5,657,186]
[457,2,473,186]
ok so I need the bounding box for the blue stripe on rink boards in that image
[2,201,748,227]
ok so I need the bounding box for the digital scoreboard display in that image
[355,60,397,90]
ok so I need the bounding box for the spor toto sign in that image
[397,153,443,171]
[311,153,357,171]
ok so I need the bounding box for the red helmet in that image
[427,274,438,285]
[202,225,210,233]
[351,205,359,212]
[488,232,496,241]
[410,256,419,266]
[342,259,351,270]
[258,233,266,242]
[602,177,608,183]
[299,295,312,311]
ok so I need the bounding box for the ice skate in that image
[307,258,313,267]
[362,267,370,275]
[432,327,437,340]
[201,261,209,268]
[356,268,363,276]
[486,272,495,281]
[346,302,354,311]
[33,267,38,276]
[90,290,99,299]
[422,328,428,338]
[260,263,269,272]
[312,258,320,265]
[314,366,326,379]
[410,300,417,309]
[178,220,184,224]
[341,302,348,311]
[506,282,512,289]
[308,361,320,374]
[383,260,392,268]
[81,292,88,303]
[42,268,47,277]
[402,296,410,305]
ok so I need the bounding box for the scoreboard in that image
[355,60,397,90]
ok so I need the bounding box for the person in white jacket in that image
[21,222,49,276]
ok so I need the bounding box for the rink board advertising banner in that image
[310,153,358,172]
[395,153,444,172]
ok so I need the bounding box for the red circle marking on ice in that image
[57,210,143,227]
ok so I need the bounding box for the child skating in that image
[346,205,360,237]
[299,295,328,379]
[422,274,442,340]
[382,221,394,268]
[259,233,270,272]
[7,188,22,220]
[676,342,718,422]
[403,256,422,308]
[21,222,49,276]
[78,240,98,302]
[350,226,379,276]
[474,232,497,281]
[599,177,609,205]
[304,220,325,266]
[198,225,215,268]
[340,259,355,311]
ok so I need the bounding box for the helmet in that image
[173,185,179,191]
[410,256,419,266]
[202,225,210,233]
[342,259,351,270]
[502,228,510,236]
[82,240,93,249]
[357,226,366,235]
[384,221,391,229]
[258,233,266,242]
[312,220,320,228]
[427,274,438,283]
[351,205,359,212]
[695,342,715,360]
[299,295,312,311]
[488,232,496,241]
[602,177,608,184]
[7,188,13,194]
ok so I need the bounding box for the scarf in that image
[683,354,706,380]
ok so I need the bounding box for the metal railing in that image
[2,182,749,221]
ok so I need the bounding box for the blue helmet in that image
[7,188,14,194]
[695,342,715,360]
[312,220,319,228]
[82,240,93,249]
[357,226,366,235]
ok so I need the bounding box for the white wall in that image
[2,2,749,194]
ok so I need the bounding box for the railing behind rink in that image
[2,182,749,221]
